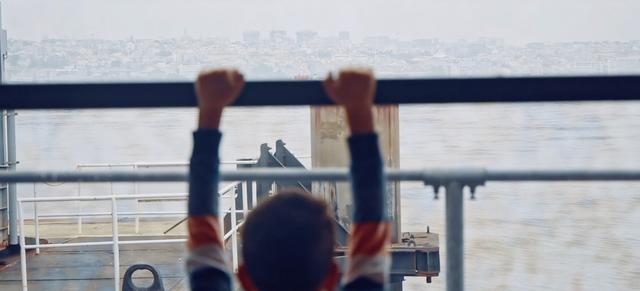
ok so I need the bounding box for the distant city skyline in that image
[2,0,640,44]
[6,35,639,83]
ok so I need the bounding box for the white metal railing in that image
[6,168,640,291]
[76,160,259,168]
[30,180,243,243]
[17,180,260,291]
[75,161,258,234]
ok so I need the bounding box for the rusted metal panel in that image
[335,231,440,279]
[310,105,401,242]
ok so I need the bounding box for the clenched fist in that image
[195,68,245,128]
[323,68,376,134]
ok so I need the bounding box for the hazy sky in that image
[2,0,639,43]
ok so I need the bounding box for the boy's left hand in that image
[195,69,245,128]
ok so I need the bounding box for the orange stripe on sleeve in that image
[349,222,391,257]
[188,216,224,250]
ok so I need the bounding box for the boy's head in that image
[238,190,339,291]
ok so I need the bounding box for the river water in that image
[15,102,640,290]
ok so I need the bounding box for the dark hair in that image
[241,189,336,291]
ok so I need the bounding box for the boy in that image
[187,68,389,290]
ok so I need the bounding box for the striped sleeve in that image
[186,129,232,291]
[343,133,390,290]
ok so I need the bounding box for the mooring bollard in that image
[122,264,165,291]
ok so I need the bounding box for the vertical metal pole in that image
[0,3,17,251]
[111,197,120,291]
[0,110,7,245]
[76,167,82,234]
[133,165,139,234]
[445,182,464,291]
[251,181,257,209]
[0,3,7,250]
[0,1,5,82]
[7,109,18,247]
[241,181,248,219]
[230,185,239,271]
[33,184,39,254]
[18,200,28,291]
[109,165,114,195]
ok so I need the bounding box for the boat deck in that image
[0,231,439,291]
[0,236,189,291]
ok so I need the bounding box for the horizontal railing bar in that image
[2,76,640,109]
[18,181,237,202]
[24,241,114,249]
[32,210,249,219]
[5,169,640,184]
[118,239,186,245]
[77,162,187,168]
[76,160,255,168]
[36,211,187,218]
[24,238,187,249]
[486,170,640,181]
[19,193,189,202]
[138,198,186,202]
[37,212,112,218]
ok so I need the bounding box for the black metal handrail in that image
[1,75,640,109]
[2,168,640,183]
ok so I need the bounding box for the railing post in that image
[18,200,28,291]
[251,181,258,209]
[133,165,139,234]
[241,181,249,219]
[109,165,114,195]
[33,184,39,255]
[0,109,8,254]
[445,181,464,291]
[76,167,82,234]
[111,197,120,291]
[230,186,239,272]
[7,110,18,248]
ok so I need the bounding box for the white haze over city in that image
[2,0,640,43]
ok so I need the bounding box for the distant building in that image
[526,42,545,50]
[364,36,391,45]
[0,29,6,81]
[270,30,288,42]
[296,30,318,44]
[338,31,350,42]
[243,31,260,44]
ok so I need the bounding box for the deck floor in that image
[0,232,439,290]
[0,236,190,291]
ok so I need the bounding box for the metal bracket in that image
[422,168,486,200]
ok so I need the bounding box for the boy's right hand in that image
[323,68,376,134]
[323,68,376,110]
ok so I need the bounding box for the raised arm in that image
[186,69,244,291]
[324,69,390,290]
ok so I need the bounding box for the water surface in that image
[16,102,640,290]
